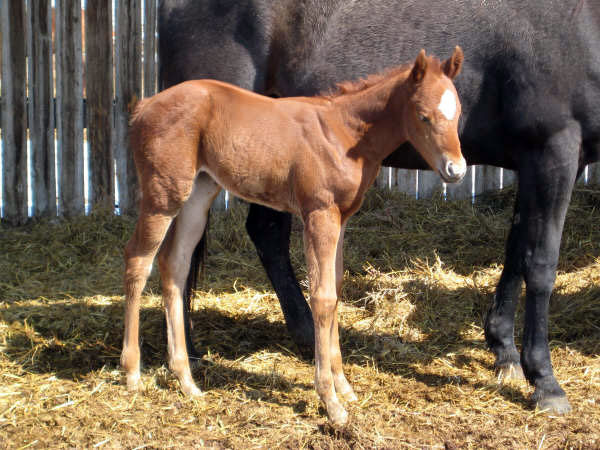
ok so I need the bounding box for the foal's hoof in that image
[339,388,358,403]
[495,363,525,384]
[181,381,202,398]
[535,395,572,414]
[343,391,358,403]
[327,403,349,427]
[125,372,141,391]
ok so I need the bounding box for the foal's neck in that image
[332,72,410,162]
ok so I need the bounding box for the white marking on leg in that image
[160,173,221,396]
[169,174,221,274]
[438,89,457,121]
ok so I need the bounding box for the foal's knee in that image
[310,294,337,326]
[121,345,140,372]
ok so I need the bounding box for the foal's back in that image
[132,80,344,214]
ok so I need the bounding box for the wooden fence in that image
[1,0,154,225]
[1,1,599,225]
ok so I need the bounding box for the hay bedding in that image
[0,186,598,449]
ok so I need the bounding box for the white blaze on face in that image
[438,89,457,121]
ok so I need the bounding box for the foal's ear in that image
[410,49,428,84]
[442,46,464,80]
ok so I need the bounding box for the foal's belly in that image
[200,124,306,214]
[198,164,298,215]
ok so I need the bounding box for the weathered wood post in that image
[417,170,444,199]
[395,168,417,198]
[446,166,473,199]
[56,1,85,217]
[115,0,142,215]
[588,163,600,184]
[475,165,501,194]
[86,1,114,210]
[1,0,28,224]
[143,0,157,98]
[28,0,56,218]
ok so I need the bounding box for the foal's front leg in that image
[304,208,348,426]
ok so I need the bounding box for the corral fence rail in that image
[1,1,599,226]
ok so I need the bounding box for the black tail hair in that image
[183,213,209,359]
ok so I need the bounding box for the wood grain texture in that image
[115,0,142,215]
[417,170,443,199]
[1,0,28,224]
[143,0,157,98]
[28,0,56,218]
[56,1,84,217]
[86,1,114,210]
[395,168,417,198]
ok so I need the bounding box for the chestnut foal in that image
[121,48,466,425]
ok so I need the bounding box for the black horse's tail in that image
[183,213,209,359]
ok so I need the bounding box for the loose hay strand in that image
[0,186,598,448]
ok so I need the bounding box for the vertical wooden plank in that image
[475,165,501,195]
[143,0,157,98]
[373,167,388,189]
[588,162,600,184]
[86,1,114,210]
[0,14,3,78]
[577,165,587,185]
[446,165,474,200]
[56,1,84,217]
[502,168,517,189]
[54,1,61,208]
[390,168,399,187]
[417,170,443,199]
[395,168,417,198]
[212,190,227,211]
[115,0,142,215]
[1,0,28,224]
[28,0,56,218]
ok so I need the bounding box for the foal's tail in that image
[129,95,150,125]
[182,213,210,359]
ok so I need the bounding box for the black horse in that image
[158,0,599,414]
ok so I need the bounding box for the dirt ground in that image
[0,186,598,449]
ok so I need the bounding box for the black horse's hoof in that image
[534,394,572,414]
[495,362,525,384]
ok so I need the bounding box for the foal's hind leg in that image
[158,174,221,396]
[304,208,348,426]
[330,224,357,402]
[122,213,175,391]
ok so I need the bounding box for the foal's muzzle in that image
[441,157,467,183]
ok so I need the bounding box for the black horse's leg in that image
[514,123,580,413]
[246,203,315,358]
[484,196,526,381]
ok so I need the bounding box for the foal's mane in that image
[321,58,444,100]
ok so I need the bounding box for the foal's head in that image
[403,47,466,183]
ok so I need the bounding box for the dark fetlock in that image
[485,310,524,383]
[495,361,525,383]
[492,347,525,383]
[531,376,571,414]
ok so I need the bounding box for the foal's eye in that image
[419,114,431,124]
